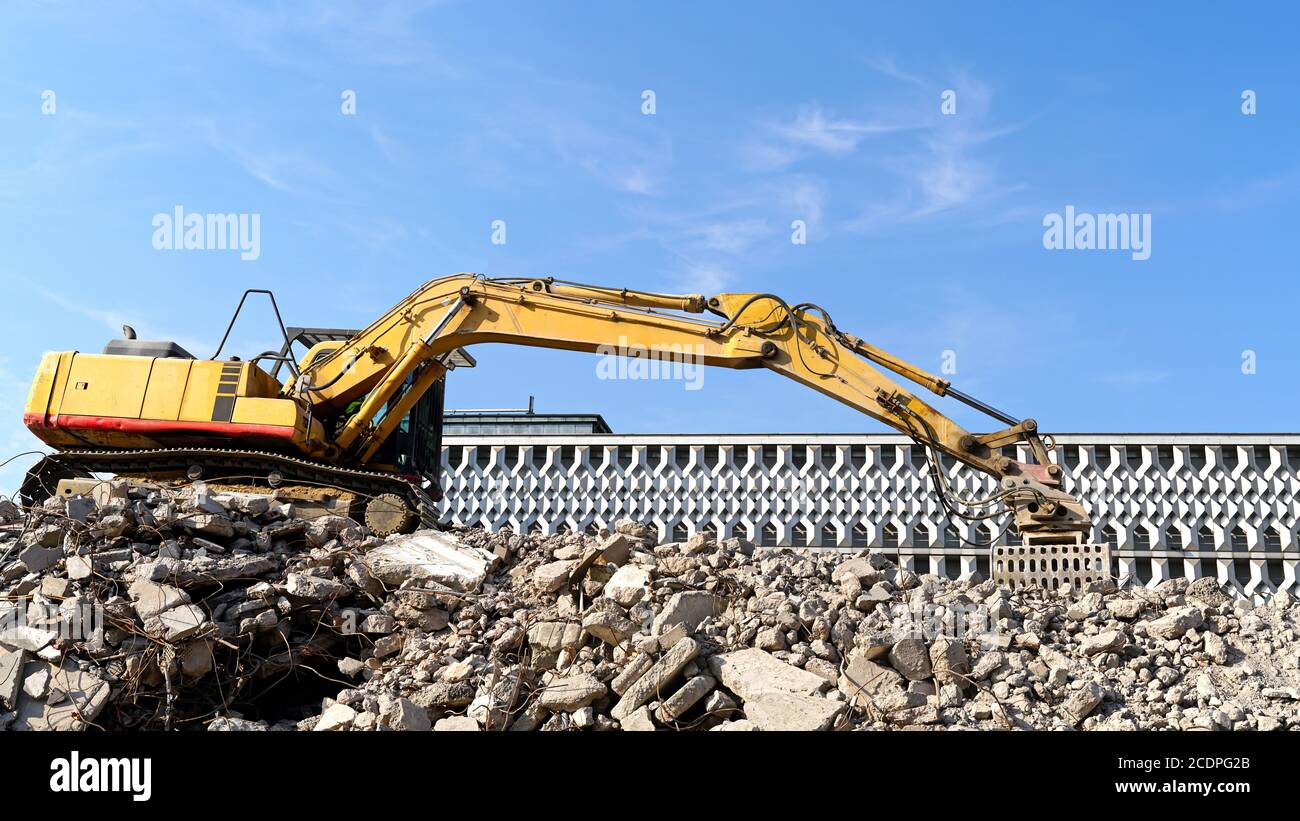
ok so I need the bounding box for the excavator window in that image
[368,376,444,484]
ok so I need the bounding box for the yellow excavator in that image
[22,274,1095,578]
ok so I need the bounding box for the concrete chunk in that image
[651,591,722,635]
[929,637,969,686]
[363,531,496,592]
[536,674,607,712]
[1064,682,1103,725]
[603,565,651,607]
[744,693,844,731]
[582,609,637,646]
[0,624,58,653]
[838,652,905,707]
[708,648,825,702]
[1145,606,1204,640]
[1079,629,1127,656]
[285,572,350,601]
[128,579,191,620]
[887,638,933,681]
[0,649,25,710]
[527,621,583,652]
[18,545,61,574]
[380,696,431,731]
[620,705,656,731]
[611,652,655,696]
[532,560,577,593]
[19,662,110,730]
[655,675,715,722]
[315,703,358,731]
[612,637,699,720]
[146,604,206,641]
[433,715,480,731]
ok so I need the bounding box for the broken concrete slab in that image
[314,703,358,731]
[611,652,655,696]
[379,696,431,731]
[929,637,969,686]
[179,513,234,539]
[22,660,50,700]
[0,648,25,709]
[527,621,583,653]
[651,591,722,635]
[433,715,480,731]
[612,637,699,720]
[655,674,715,723]
[1064,682,1104,725]
[1079,629,1127,656]
[1145,606,1204,640]
[128,578,191,620]
[603,564,650,607]
[285,572,350,601]
[364,531,496,592]
[712,719,759,731]
[619,705,656,731]
[839,652,905,707]
[536,674,607,712]
[582,608,637,646]
[17,661,111,730]
[708,648,826,702]
[744,693,845,731]
[887,638,933,681]
[0,624,58,653]
[145,604,207,641]
[532,560,577,593]
[599,533,634,566]
[18,544,61,574]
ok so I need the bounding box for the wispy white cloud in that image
[771,105,908,154]
[201,119,333,194]
[31,287,215,359]
[736,64,1024,232]
[842,71,1025,229]
[863,56,930,87]
[193,0,459,73]
[665,260,736,294]
[369,125,401,164]
[36,287,131,336]
[743,103,921,171]
[681,218,770,255]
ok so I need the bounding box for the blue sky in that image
[1,2,1297,493]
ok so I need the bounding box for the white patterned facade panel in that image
[439,434,1300,594]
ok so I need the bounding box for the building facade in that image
[438,433,1300,596]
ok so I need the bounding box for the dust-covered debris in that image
[1,481,1298,731]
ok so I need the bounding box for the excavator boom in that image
[22,273,1096,570]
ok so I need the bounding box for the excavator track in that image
[21,447,442,531]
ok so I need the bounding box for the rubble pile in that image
[1,483,1297,732]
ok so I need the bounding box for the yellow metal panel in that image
[230,397,302,429]
[140,358,193,421]
[46,352,78,418]
[59,354,152,418]
[23,352,60,421]
[178,360,233,422]
[245,364,282,398]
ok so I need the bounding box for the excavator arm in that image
[293,274,1091,544]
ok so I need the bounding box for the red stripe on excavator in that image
[24,413,296,440]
